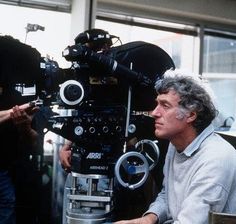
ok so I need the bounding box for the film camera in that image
[0,32,175,223]
[53,36,175,223]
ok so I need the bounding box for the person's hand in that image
[0,102,39,124]
[59,142,72,172]
[114,214,158,224]
[9,103,39,145]
[18,102,34,111]
[114,218,141,224]
[10,104,39,130]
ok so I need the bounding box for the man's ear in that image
[186,111,197,123]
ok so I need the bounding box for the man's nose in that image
[151,106,161,117]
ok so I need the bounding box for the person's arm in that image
[0,108,12,123]
[59,140,72,171]
[0,103,35,124]
[114,165,168,224]
[114,146,170,224]
[10,104,39,147]
[143,185,168,223]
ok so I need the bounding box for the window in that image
[95,18,197,73]
[203,32,236,73]
[203,31,236,130]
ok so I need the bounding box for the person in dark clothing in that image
[0,87,39,224]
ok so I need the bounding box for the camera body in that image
[46,40,175,175]
[47,41,174,223]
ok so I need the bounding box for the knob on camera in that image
[59,80,84,106]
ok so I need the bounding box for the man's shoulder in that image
[202,132,236,163]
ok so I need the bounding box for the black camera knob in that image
[102,126,109,133]
[116,126,122,132]
[64,84,82,101]
[89,127,96,134]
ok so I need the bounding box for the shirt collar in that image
[182,124,214,157]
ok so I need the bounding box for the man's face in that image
[151,90,189,140]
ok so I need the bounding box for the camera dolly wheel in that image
[114,151,149,190]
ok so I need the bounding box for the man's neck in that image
[171,127,197,152]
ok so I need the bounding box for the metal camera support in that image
[65,172,114,224]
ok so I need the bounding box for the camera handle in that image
[123,63,133,153]
[114,151,149,190]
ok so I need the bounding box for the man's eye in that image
[163,104,169,109]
